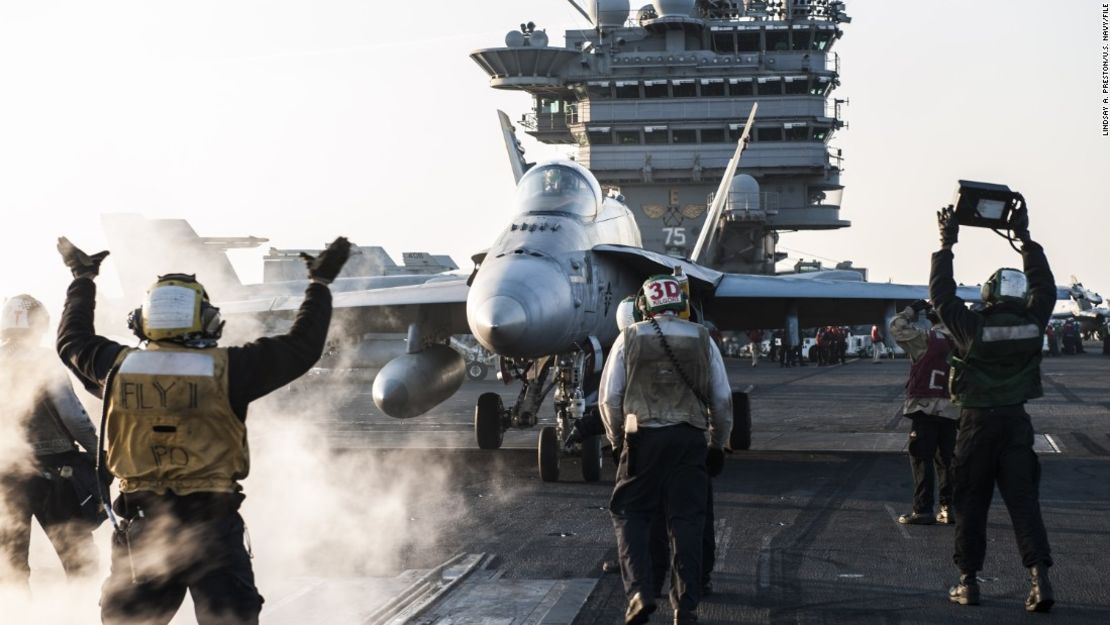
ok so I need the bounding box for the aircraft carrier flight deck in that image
[254,349,1110,625]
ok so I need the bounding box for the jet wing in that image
[705,273,987,330]
[593,244,983,330]
[219,278,470,338]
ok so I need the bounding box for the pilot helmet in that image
[980,267,1028,305]
[1,294,49,342]
[638,275,687,318]
[128,274,223,347]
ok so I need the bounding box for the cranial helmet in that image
[128,274,223,346]
[980,267,1028,305]
[1,294,49,340]
[615,296,639,331]
[638,274,687,318]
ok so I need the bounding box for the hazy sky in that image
[1,1,1107,315]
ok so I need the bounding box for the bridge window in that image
[756,127,784,142]
[616,130,641,145]
[587,82,612,99]
[737,31,760,53]
[791,27,812,51]
[644,126,668,144]
[756,78,782,96]
[784,77,809,95]
[784,124,809,141]
[701,128,726,143]
[588,128,613,145]
[813,126,831,142]
[671,129,697,143]
[765,29,789,52]
[615,82,640,98]
[700,79,725,97]
[813,30,834,51]
[644,80,668,98]
[712,31,736,54]
[729,79,754,96]
[672,80,696,98]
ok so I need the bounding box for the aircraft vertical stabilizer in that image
[691,103,758,265]
[101,214,260,303]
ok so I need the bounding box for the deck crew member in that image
[55,236,349,625]
[889,300,957,526]
[600,275,731,625]
[1,294,105,588]
[931,206,1055,612]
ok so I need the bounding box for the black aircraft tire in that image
[730,390,752,451]
[539,426,560,482]
[474,392,504,450]
[466,361,488,381]
[580,435,603,482]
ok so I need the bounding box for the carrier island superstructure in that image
[471,0,852,275]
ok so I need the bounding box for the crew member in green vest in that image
[55,236,349,625]
[931,206,1056,612]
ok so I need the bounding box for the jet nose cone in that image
[473,295,528,350]
[467,255,577,358]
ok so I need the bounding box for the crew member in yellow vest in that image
[600,275,732,625]
[55,236,350,625]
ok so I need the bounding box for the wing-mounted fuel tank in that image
[372,320,465,419]
[372,344,465,419]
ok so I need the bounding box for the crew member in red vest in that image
[870,325,883,363]
[890,300,957,525]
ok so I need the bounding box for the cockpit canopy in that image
[512,162,602,220]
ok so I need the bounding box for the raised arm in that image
[55,238,125,397]
[929,207,980,352]
[226,237,350,415]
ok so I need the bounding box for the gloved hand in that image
[57,237,110,279]
[706,446,725,477]
[300,236,351,284]
[611,444,622,467]
[937,205,959,249]
[910,299,931,314]
[1009,205,1031,242]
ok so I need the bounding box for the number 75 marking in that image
[663,227,686,246]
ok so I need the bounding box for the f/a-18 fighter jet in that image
[220,105,981,482]
[1052,277,1108,340]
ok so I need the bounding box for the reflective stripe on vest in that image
[949,310,1044,408]
[106,344,248,495]
[981,323,1041,342]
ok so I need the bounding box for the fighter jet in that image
[1052,277,1108,340]
[219,106,983,482]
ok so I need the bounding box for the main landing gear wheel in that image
[580,435,603,482]
[475,392,504,450]
[730,390,752,451]
[538,426,560,482]
[466,361,488,381]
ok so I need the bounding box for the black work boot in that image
[625,592,657,625]
[898,511,936,525]
[1025,563,1055,612]
[674,609,698,625]
[948,573,980,606]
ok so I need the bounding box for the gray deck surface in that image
[250,349,1110,625]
